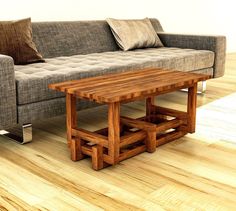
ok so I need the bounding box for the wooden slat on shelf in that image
[137,115,167,122]
[81,145,92,156]
[94,127,108,136]
[177,125,189,133]
[120,116,156,132]
[156,130,187,146]
[154,106,188,120]
[71,144,113,165]
[156,119,184,133]
[120,131,146,148]
[72,128,108,148]
[119,145,146,162]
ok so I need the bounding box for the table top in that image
[49,68,211,103]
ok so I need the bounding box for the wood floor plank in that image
[145,184,236,210]
[0,186,37,211]
[0,146,143,210]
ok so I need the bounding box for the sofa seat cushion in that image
[14,47,214,105]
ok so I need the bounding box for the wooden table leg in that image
[146,131,157,153]
[146,96,155,122]
[71,138,84,161]
[92,145,104,170]
[146,97,157,152]
[108,102,120,165]
[187,83,197,133]
[66,93,77,147]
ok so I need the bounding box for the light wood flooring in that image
[0,54,236,210]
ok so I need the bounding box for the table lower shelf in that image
[69,105,189,170]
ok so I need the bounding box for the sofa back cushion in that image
[32,19,163,58]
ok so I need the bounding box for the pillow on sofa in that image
[106,18,163,51]
[0,18,44,65]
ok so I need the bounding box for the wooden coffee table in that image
[49,68,210,170]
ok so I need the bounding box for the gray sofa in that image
[0,18,226,143]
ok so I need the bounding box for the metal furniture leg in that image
[182,81,207,94]
[199,81,207,94]
[0,123,32,144]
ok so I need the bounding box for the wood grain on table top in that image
[49,68,211,103]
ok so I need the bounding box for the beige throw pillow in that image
[106,18,163,51]
[0,18,44,65]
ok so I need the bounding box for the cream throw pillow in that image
[106,18,163,51]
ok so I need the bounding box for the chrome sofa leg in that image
[199,80,207,94]
[181,81,207,94]
[0,123,32,144]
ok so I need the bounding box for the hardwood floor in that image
[0,54,236,210]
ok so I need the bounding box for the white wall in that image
[1,0,235,52]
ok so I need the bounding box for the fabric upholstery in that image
[0,18,44,65]
[15,47,214,105]
[31,19,164,58]
[106,18,163,51]
[18,97,98,124]
[190,68,213,75]
[158,32,226,78]
[149,18,163,32]
[0,54,17,128]
[31,20,119,58]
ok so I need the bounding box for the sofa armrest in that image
[158,32,226,78]
[0,54,17,129]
